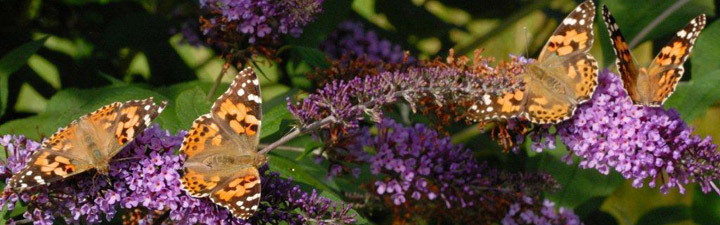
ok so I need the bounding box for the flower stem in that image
[628,0,690,48]
[258,116,337,155]
[206,58,231,101]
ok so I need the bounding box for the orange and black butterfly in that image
[8,98,166,191]
[469,0,598,124]
[178,67,266,219]
[602,5,706,106]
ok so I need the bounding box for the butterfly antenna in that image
[523,26,530,59]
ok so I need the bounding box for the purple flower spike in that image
[530,70,720,195]
[0,125,355,224]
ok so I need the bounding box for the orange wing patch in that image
[114,98,166,145]
[209,167,262,220]
[179,168,221,198]
[539,1,595,60]
[180,114,224,158]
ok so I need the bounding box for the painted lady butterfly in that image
[469,0,598,124]
[7,98,166,191]
[178,67,265,219]
[602,5,706,106]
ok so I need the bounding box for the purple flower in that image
[288,66,522,131]
[501,199,582,225]
[320,21,410,64]
[199,0,324,46]
[0,125,355,224]
[351,119,484,209]
[529,70,720,194]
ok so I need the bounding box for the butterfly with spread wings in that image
[7,98,166,191]
[178,67,266,219]
[602,5,706,106]
[469,0,598,124]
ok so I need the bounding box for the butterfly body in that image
[602,5,706,106]
[179,67,265,219]
[469,0,598,124]
[8,98,166,191]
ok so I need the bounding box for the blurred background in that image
[1,0,719,224]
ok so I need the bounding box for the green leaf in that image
[599,0,714,45]
[636,205,691,225]
[0,37,48,118]
[0,86,165,138]
[268,154,341,200]
[260,104,294,139]
[536,140,624,208]
[289,46,330,69]
[691,186,720,224]
[666,20,720,120]
[175,86,213,130]
[0,204,6,225]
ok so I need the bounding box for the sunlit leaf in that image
[0,37,48,118]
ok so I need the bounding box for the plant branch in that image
[207,58,231,101]
[258,116,336,155]
[455,0,550,56]
[628,0,690,48]
[257,143,305,152]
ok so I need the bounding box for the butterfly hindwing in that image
[209,167,261,219]
[8,150,93,190]
[468,88,526,121]
[179,114,242,197]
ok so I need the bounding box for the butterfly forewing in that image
[538,1,595,61]
[179,67,264,220]
[601,5,643,102]
[211,67,262,150]
[645,14,706,106]
[524,0,598,124]
[8,98,166,191]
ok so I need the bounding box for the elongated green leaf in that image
[260,104,294,139]
[290,46,330,69]
[268,154,341,199]
[0,86,165,138]
[636,205,691,225]
[537,140,624,208]
[175,87,213,129]
[667,20,720,120]
[691,186,720,224]
[0,37,48,117]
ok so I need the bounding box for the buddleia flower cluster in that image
[198,0,324,47]
[527,70,720,194]
[0,126,355,224]
[336,119,579,224]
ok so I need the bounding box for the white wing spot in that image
[563,18,577,25]
[487,107,494,112]
[34,176,45,184]
[482,94,492,105]
[237,89,245,96]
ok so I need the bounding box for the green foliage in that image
[535,142,624,208]
[0,37,48,118]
